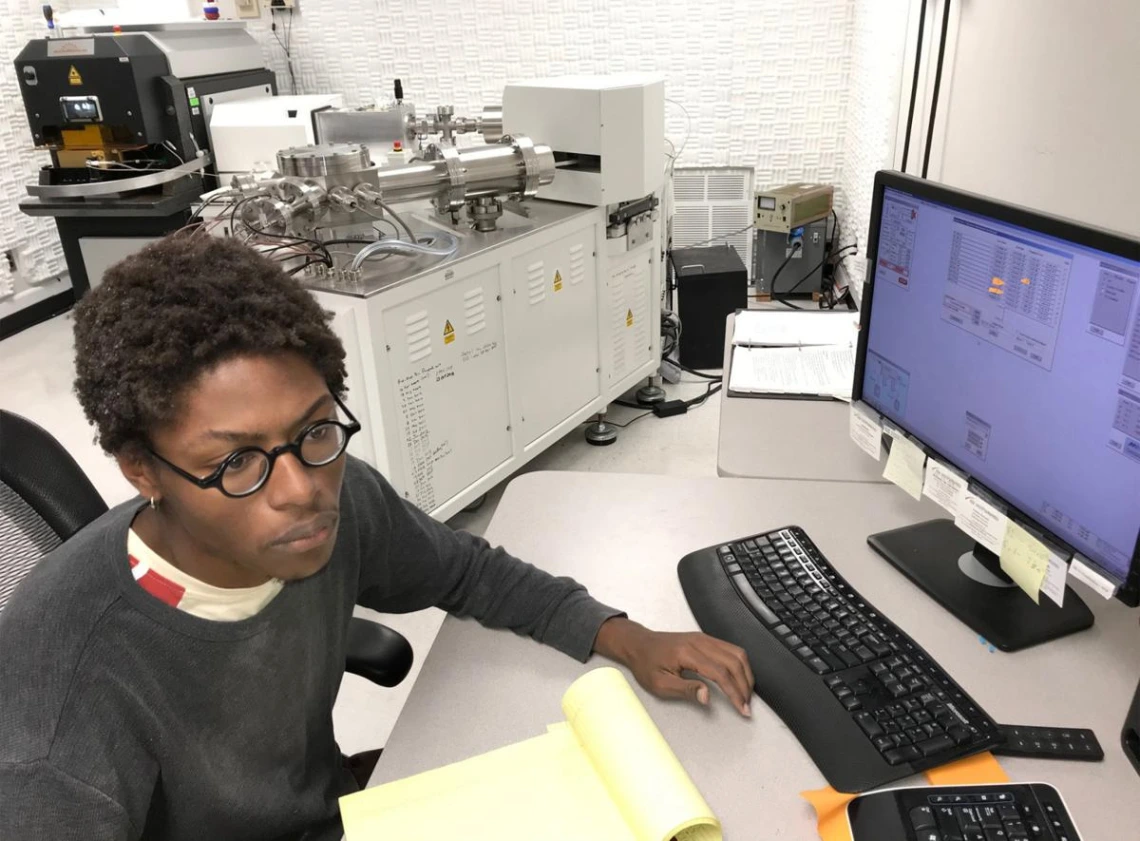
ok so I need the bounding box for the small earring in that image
[149,496,158,510]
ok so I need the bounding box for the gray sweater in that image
[0,457,621,840]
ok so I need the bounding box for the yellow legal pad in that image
[339,667,721,841]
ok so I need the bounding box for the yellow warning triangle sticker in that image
[443,319,455,344]
[68,65,83,85]
[553,270,563,292]
[625,308,634,327]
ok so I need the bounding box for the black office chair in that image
[0,410,413,687]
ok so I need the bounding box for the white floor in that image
[0,312,724,755]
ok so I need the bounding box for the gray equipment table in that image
[370,471,1139,840]
[717,312,887,482]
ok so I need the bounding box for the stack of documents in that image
[339,667,721,841]
[728,310,859,400]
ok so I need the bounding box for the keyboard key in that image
[805,657,828,674]
[916,831,941,841]
[917,734,956,756]
[795,645,814,658]
[727,571,779,625]
[817,650,847,672]
[997,805,1019,822]
[854,645,876,662]
[948,725,973,745]
[824,675,844,688]
[841,697,862,711]
[980,806,1002,829]
[911,806,937,830]
[957,806,982,833]
[884,745,921,765]
[873,735,894,752]
[855,712,883,738]
[785,634,802,647]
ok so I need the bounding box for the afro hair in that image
[73,234,347,455]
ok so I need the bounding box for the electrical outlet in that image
[236,0,261,17]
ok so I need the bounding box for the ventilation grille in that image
[464,286,486,335]
[672,167,755,279]
[526,259,546,305]
[405,311,431,363]
[568,243,586,285]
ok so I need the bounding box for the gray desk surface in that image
[371,472,1139,840]
[717,312,887,483]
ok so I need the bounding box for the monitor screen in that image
[860,182,1140,585]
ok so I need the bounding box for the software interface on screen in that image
[862,186,1140,583]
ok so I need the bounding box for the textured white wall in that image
[835,0,910,297]
[1,0,874,299]
[245,0,854,181]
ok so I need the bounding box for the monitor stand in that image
[868,518,1094,652]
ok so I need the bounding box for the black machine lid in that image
[670,244,747,277]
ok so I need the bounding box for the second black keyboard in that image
[678,525,1002,792]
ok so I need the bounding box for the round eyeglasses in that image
[147,393,361,498]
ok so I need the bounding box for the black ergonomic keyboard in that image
[847,783,1083,841]
[677,526,1002,792]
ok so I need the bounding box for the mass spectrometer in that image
[199,74,666,519]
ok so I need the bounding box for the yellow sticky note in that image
[999,521,1050,604]
[882,432,926,500]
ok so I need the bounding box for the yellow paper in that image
[562,667,719,841]
[999,521,1049,604]
[882,432,926,500]
[340,667,720,841]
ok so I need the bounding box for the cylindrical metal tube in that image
[370,138,554,205]
[371,161,452,201]
[479,106,503,142]
[277,143,371,177]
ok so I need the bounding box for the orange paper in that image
[800,786,857,841]
[925,751,1009,786]
[801,752,1007,841]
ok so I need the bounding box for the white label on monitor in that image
[849,404,882,461]
[922,459,968,518]
[1040,551,1068,608]
[955,493,1008,555]
[1067,555,1119,600]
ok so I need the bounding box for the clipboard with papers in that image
[726,309,859,401]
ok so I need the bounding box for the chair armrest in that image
[345,617,414,688]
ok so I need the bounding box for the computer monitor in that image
[854,171,1140,651]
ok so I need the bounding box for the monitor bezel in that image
[853,170,1140,608]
